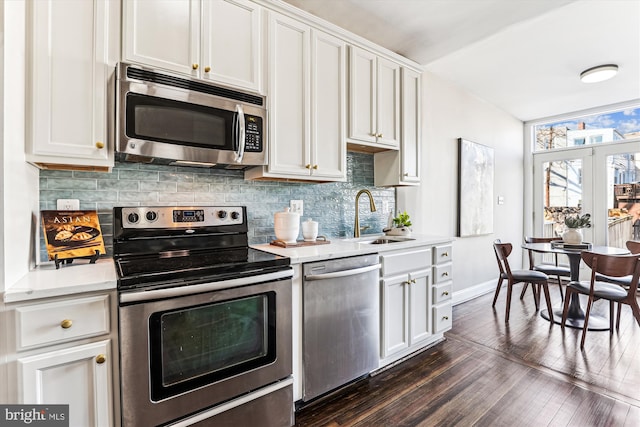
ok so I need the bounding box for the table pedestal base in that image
[541,307,610,330]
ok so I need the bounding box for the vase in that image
[562,228,583,244]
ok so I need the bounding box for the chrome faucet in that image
[354,189,377,238]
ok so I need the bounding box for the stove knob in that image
[218,210,227,219]
[127,212,139,224]
[146,211,158,222]
[231,211,240,220]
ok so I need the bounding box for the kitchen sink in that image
[361,237,416,244]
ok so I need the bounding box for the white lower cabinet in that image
[7,292,116,427]
[380,247,433,365]
[18,340,113,427]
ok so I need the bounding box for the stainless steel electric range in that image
[113,206,293,427]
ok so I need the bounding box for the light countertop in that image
[3,234,453,303]
[3,258,117,304]
[251,234,453,264]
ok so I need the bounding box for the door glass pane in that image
[542,159,583,238]
[608,151,640,248]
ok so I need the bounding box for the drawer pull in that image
[442,272,449,277]
[442,316,449,320]
[442,291,449,296]
[442,252,449,257]
[95,354,106,364]
[60,319,73,329]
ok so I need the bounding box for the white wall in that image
[397,71,524,302]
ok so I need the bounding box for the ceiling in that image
[281,0,640,122]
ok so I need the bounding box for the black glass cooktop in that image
[115,247,290,291]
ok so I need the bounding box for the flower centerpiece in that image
[385,211,413,236]
[562,213,591,244]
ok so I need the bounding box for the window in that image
[534,107,640,152]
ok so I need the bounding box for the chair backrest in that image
[524,236,557,268]
[581,251,640,297]
[493,240,514,278]
[626,240,640,254]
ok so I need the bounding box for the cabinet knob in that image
[204,66,211,73]
[305,164,311,169]
[95,354,106,364]
[442,252,449,257]
[313,164,318,170]
[192,63,199,70]
[442,291,449,296]
[442,316,449,320]
[442,272,449,277]
[377,133,384,138]
[95,141,105,149]
[60,319,73,329]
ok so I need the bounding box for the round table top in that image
[521,242,630,256]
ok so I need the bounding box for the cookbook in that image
[41,210,106,261]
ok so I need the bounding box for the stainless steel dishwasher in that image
[302,253,381,402]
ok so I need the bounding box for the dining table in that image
[521,241,629,330]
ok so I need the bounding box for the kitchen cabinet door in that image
[348,46,400,150]
[123,0,200,77]
[265,12,311,177]
[27,0,117,170]
[348,46,377,145]
[381,274,410,358]
[310,30,346,180]
[408,268,432,344]
[374,67,421,186]
[18,340,113,427]
[375,57,400,148]
[203,0,263,92]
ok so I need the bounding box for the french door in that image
[532,140,640,248]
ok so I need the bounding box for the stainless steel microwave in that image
[114,63,267,169]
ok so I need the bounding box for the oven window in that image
[126,93,233,149]
[149,292,276,400]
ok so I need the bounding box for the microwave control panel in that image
[244,115,263,152]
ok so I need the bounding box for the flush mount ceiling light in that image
[580,64,619,83]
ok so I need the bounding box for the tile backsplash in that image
[39,152,395,260]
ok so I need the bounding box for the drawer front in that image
[433,283,452,305]
[433,304,453,333]
[433,263,452,284]
[433,245,452,265]
[381,248,431,277]
[16,295,110,350]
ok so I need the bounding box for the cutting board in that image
[270,237,330,248]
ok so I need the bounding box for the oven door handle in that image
[304,263,381,281]
[120,268,293,304]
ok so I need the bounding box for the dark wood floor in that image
[294,284,640,426]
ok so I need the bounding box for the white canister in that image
[274,207,300,243]
[302,218,319,241]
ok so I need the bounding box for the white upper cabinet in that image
[245,12,346,182]
[26,0,118,170]
[374,67,421,186]
[348,46,400,150]
[123,0,263,92]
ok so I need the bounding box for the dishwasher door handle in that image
[304,263,381,281]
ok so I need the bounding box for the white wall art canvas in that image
[457,138,494,237]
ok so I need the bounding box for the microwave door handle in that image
[234,104,245,163]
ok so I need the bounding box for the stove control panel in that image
[120,206,245,228]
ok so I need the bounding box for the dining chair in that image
[594,240,640,287]
[492,240,553,322]
[521,236,570,303]
[561,250,640,348]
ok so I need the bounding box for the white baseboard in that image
[452,279,496,306]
